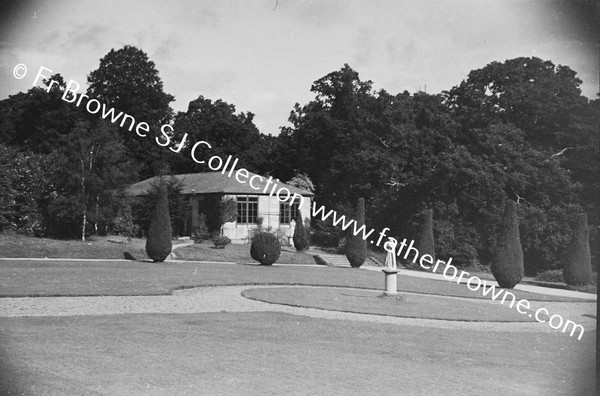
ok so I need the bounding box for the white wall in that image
[222,194,311,244]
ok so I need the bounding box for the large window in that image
[280,197,301,225]
[237,196,258,224]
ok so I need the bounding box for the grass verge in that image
[242,286,537,322]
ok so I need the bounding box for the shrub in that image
[293,211,309,251]
[191,213,210,243]
[345,197,367,268]
[407,208,435,270]
[563,212,593,286]
[535,269,564,283]
[213,235,231,249]
[491,200,524,289]
[250,232,281,265]
[145,185,172,262]
[134,175,190,237]
[310,230,339,248]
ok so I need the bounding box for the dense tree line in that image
[0,45,597,275]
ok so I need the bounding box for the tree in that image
[87,45,175,178]
[413,209,435,270]
[169,96,266,174]
[286,173,315,194]
[491,200,524,289]
[563,213,593,285]
[44,120,134,240]
[346,197,367,268]
[218,198,238,236]
[0,74,82,154]
[444,57,586,148]
[0,145,49,235]
[293,209,309,251]
[133,176,190,237]
[145,184,172,262]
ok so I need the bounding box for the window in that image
[280,197,301,225]
[237,196,258,224]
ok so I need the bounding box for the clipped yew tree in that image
[415,208,435,270]
[293,210,309,251]
[563,212,593,286]
[145,185,172,262]
[491,200,524,289]
[346,197,367,268]
[251,232,281,265]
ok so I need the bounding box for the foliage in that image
[408,209,435,270]
[111,205,135,237]
[292,210,309,251]
[271,61,591,273]
[219,198,238,227]
[212,235,231,249]
[145,184,172,262]
[310,230,339,248]
[0,74,82,154]
[0,144,49,235]
[133,176,190,237]
[250,232,281,265]
[491,201,524,289]
[168,96,268,174]
[87,45,175,178]
[535,269,564,283]
[287,173,315,193]
[191,213,210,243]
[345,198,367,268]
[563,213,593,285]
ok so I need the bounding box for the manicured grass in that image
[0,233,150,259]
[0,233,318,265]
[0,259,591,302]
[0,312,593,395]
[173,242,318,264]
[243,287,537,322]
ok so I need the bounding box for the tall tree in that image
[169,96,266,174]
[0,74,81,153]
[45,120,134,239]
[87,45,175,178]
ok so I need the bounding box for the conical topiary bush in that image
[491,200,524,289]
[414,208,435,270]
[293,209,309,251]
[345,197,367,268]
[145,184,172,262]
[563,212,593,286]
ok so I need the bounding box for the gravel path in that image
[0,285,594,336]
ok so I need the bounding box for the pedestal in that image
[382,268,400,296]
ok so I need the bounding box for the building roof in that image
[127,171,314,197]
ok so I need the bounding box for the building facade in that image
[128,172,313,244]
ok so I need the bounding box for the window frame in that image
[236,195,259,225]
[279,197,301,225]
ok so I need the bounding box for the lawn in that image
[242,286,538,322]
[173,242,319,264]
[0,234,595,395]
[0,233,318,264]
[0,259,591,303]
[0,312,594,395]
[0,233,150,260]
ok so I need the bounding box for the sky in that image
[0,0,598,136]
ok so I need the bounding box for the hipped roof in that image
[127,171,314,197]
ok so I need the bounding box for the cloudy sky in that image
[1,0,598,135]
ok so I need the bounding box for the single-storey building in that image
[127,171,313,244]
